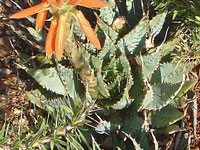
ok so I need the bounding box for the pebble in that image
[13,108,21,115]
[0,68,11,75]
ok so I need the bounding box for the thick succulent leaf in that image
[106,74,120,92]
[149,9,167,37]
[102,57,118,83]
[26,88,62,113]
[28,68,65,95]
[156,124,180,135]
[148,37,180,57]
[99,0,119,25]
[13,26,42,49]
[121,114,143,135]
[171,79,197,107]
[19,53,35,68]
[141,83,181,110]
[99,37,118,60]
[81,47,103,70]
[97,17,119,43]
[28,67,84,98]
[102,54,130,100]
[95,120,120,134]
[122,131,144,150]
[112,76,133,110]
[119,54,131,75]
[136,51,160,78]
[97,72,110,98]
[148,105,184,128]
[124,130,150,150]
[8,20,43,50]
[111,93,132,110]
[160,37,180,57]
[151,62,193,84]
[27,27,46,44]
[116,18,147,56]
[102,62,119,97]
[128,91,146,112]
[129,67,145,99]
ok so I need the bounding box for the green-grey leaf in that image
[28,68,65,95]
[26,88,65,114]
[119,54,131,75]
[156,124,180,134]
[116,18,147,56]
[148,105,184,128]
[151,62,193,84]
[150,9,168,37]
[136,51,160,78]
[28,67,84,98]
[172,79,197,107]
[27,27,46,43]
[97,72,110,98]
[99,0,118,25]
[99,37,118,60]
[112,76,133,110]
[81,47,103,70]
[141,83,181,110]
[121,114,143,135]
[160,37,180,57]
[97,17,119,43]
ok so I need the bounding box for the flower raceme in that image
[10,0,107,60]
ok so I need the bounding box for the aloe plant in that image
[7,0,197,149]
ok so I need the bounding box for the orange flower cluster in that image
[10,0,107,59]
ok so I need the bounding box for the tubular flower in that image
[10,0,107,59]
[35,0,48,31]
[45,18,58,58]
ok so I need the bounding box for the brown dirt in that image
[0,34,33,141]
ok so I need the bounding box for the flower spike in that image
[45,19,58,58]
[75,10,101,49]
[10,2,48,19]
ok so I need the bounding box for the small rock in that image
[0,68,11,75]
[13,108,21,115]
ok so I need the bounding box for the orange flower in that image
[70,0,107,8]
[75,11,101,49]
[35,4,48,31]
[45,19,58,58]
[10,2,49,19]
[10,0,107,59]
[55,14,67,59]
